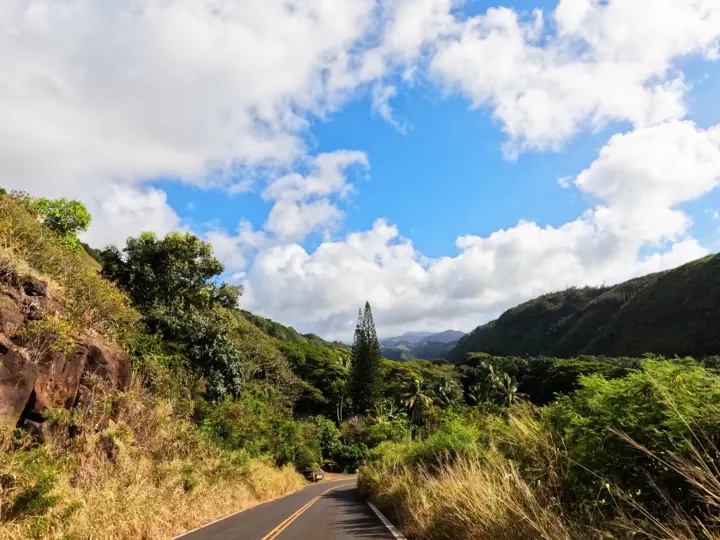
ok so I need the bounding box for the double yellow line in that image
[260,482,354,540]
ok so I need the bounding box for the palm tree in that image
[402,378,433,426]
[435,379,459,408]
[493,373,528,407]
[369,399,404,424]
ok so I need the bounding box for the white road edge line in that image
[366,501,407,540]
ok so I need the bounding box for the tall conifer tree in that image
[349,302,382,413]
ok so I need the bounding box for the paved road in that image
[177,479,401,540]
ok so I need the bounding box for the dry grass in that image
[0,195,140,340]
[360,452,574,540]
[360,406,720,540]
[0,378,305,539]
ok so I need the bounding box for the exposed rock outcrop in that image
[0,334,36,423]
[0,271,130,431]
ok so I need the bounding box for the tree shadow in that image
[322,487,399,539]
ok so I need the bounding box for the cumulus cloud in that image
[242,120,720,339]
[0,0,378,242]
[261,151,369,241]
[430,0,720,154]
[80,185,182,247]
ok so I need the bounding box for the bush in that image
[546,359,720,515]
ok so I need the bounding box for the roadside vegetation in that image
[2,187,720,539]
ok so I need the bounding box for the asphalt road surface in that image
[176,478,402,540]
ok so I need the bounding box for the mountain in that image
[448,253,720,362]
[420,330,466,344]
[381,330,467,361]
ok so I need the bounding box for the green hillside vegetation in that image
[446,266,718,361]
[238,310,308,344]
[584,255,720,357]
[238,311,349,350]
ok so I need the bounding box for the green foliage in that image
[101,232,248,400]
[547,359,720,514]
[349,302,382,413]
[101,232,241,316]
[366,416,480,470]
[458,354,638,405]
[0,447,64,529]
[198,385,317,467]
[448,272,665,361]
[276,341,350,418]
[8,191,91,252]
[275,420,322,470]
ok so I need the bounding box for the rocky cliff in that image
[0,262,130,435]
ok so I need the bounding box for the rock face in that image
[0,271,130,430]
[0,334,36,421]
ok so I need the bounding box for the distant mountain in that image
[420,330,465,344]
[447,253,720,362]
[381,330,466,361]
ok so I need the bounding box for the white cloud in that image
[0,0,379,242]
[242,120,720,339]
[261,151,368,241]
[80,185,182,247]
[430,0,720,154]
[371,83,409,133]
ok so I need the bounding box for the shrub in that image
[546,359,720,516]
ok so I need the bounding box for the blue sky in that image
[4,0,720,339]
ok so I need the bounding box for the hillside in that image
[238,310,348,350]
[448,255,720,362]
[0,192,305,538]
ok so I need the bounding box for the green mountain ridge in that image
[448,254,720,362]
[238,310,349,350]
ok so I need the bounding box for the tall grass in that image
[360,452,574,540]
[360,404,720,540]
[0,376,304,539]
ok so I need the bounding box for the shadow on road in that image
[323,488,399,539]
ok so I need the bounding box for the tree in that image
[349,302,382,413]
[9,191,91,251]
[101,232,244,400]
[401,377,433,426]
[101,231,241,320]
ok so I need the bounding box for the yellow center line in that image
[260,481,355,540]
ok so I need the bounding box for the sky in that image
[2,0,720,340]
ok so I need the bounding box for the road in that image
[176,478,403,540]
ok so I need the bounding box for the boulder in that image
[83,339,132,392]
[0,333,36,425]
[33,344,89,410]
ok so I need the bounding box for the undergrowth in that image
[0,373,303,539]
